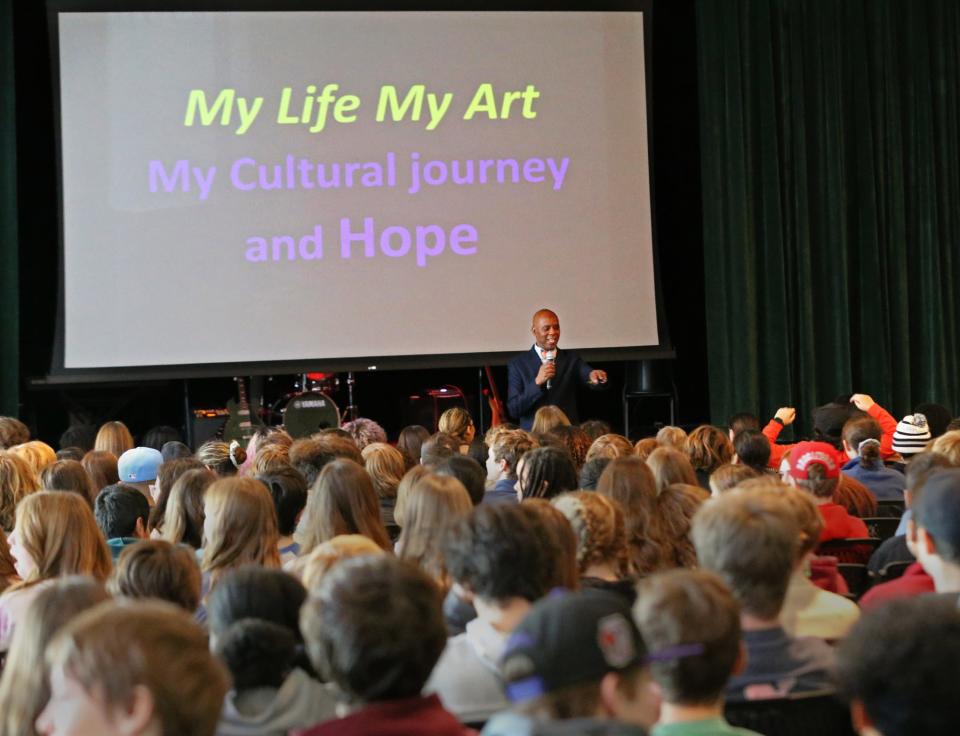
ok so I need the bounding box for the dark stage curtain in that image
[697,0,960,431]
[0,0,18,417]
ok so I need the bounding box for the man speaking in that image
[507,309,607,430]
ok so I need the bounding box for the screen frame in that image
[45,0,669,383]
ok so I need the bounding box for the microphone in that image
[545,351,556,389]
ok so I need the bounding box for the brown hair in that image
[396,425,430,470]
[252,443,290,474]
[43,600,230,736]
[779,488,825,557]
[0,577,109,735]
[647,447,699,493]
[289,434,363,486]
[531,405,572,435]
[547,425,592,471]
[843,416,883,470]
[634,569,741,705]
[295,459,391,555]
[40,459,97,507]
[597,457,700,575]
[301,534,387,591]
[149,457,204,535]
[708,463,761,496]
[10,492,112,591]
[162,467,215,549]
[0,530,15,592]
[9,441,57,478]
[438,407,475,445]
[585,433,634,462]
[691,488,800,619]
[514,668,645,721]
[81,450,119,496]
[0,450,38,532]
[656,425,688,450]
[93,421,134,458]
[833,472,878,517]
[109,540,202,612]
[394,464,430,528]
[491,429,537,479]
[633,437,660,462]
[202,477,281,589]
[0,417,29,449]
[792,462,840,500]
[552,492,629,577]
[397,474,472,586]
[685,425,734,474]
[521,498,580,590]
[361,442,406,500]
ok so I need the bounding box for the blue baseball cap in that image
[118,447,163,483]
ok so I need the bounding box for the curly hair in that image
[341,418,388,451]
[685,425,734,474]
[552,491,629,577]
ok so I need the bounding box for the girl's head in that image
[685,425,734,474]
[197,440,247,477]
[202,477,280,584]
[0,450,38,532]
[438,407,476,446]
[93,421,134,458]
[9,492,112,585]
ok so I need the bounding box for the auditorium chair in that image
[817,537,881,564]
[861,516,901,541]
[870,560,912,584]
[875,500,906,518]
[837,563,872,600]
[725,690,855,736]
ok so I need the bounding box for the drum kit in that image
[269,371,358,439]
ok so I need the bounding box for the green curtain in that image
[697,0,960,432]
[0,0,18,417]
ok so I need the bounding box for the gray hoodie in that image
[216,668,339,736]
[482,712,648,736]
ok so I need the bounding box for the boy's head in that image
[37,600,229,736]
[836,596,960,736]
[786,441,841,498]
[490,429,537,480]
[300,555,445,705]
[94,484,150,540]
[634,569,742,706]
[732,430,770,470]
[444,503,557,605]
[691,488,800,620]
[912,469,960,586]
[500,588,659,727]
[108,540,202,612]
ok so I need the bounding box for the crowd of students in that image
[0,392,959,736]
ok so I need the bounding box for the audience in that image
[94,483,151,560]
[81,448,119,495]
[530,404,571,435]
[438,407,477,453]
[289,433,363,486]
[435,454,486,507]
[708,463,760,495]
[256,463,308,562]
[911,468,960,596]
[109,539,202,612]
[426,503,560,724]
[685,425,734,490]
[516,445,578,500]
[162,466,215,549]
[421,431,461,467]
[197,439,247,477]
[484,429,535,503]
[397,424,430,470]
[9,441,57,478]
[578,455,612,490]
[0,416,30,449]
[294,459,391,558]
[0,577,109,736]
[647,446,700,493]
[547,424,591,471]
[0,449,37,531]
[299,555,471,735]
[93,420,134,458]
[148,456,204,536]
[0,492,111,650]
[635,569,762,736]
[483,588,660,735]
[117,446,164,504]
[301,534,386,591]
[656,424,688,450]
[341,416,388,450]
[691,487,834,701]
[732,429,771,474]
[39,458,97,506]
[836,596,960,736]
[585,432,634,462]
[361,441,406,539]
[841,415,906,501]
[36,600,230,736]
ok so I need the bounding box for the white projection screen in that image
[54,9,660,374]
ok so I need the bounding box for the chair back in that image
[861,516,901,541]
[817,537,880,564]
[725,690,856,736]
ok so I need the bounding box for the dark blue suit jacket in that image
[507,347,593,430]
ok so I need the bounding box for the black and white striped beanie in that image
[892,413,932,456]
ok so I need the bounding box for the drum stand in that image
[340,371,359,424]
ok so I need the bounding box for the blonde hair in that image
[197,440,247,476]
[931,430,960,466]
[44,600,230,736]
[202,477,280,589]
[362,442,406,500]
[94,421,134,458]
[301,534,386,591]
[0,417,29,449]
[552,492,629,577]
[294,459,391,555]
[656,425,688,450]
[531,405,571,435]
[252,443,290,474]
[10,492,112,590]
[9,441,57,478]
[397,474,472,585]
[438,407,475,445]
[779,487,824,557]
[394,464,430,528]
[0,450,38,532]
[633,437,660,462]
[585,433,634,462]
[708,463,761,496]
[0,577,109,736]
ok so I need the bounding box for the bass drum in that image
[282,392,341,439]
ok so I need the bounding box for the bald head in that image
[531,309,560,351]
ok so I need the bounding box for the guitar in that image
[484,365,507,428]
[223,377,266,444]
